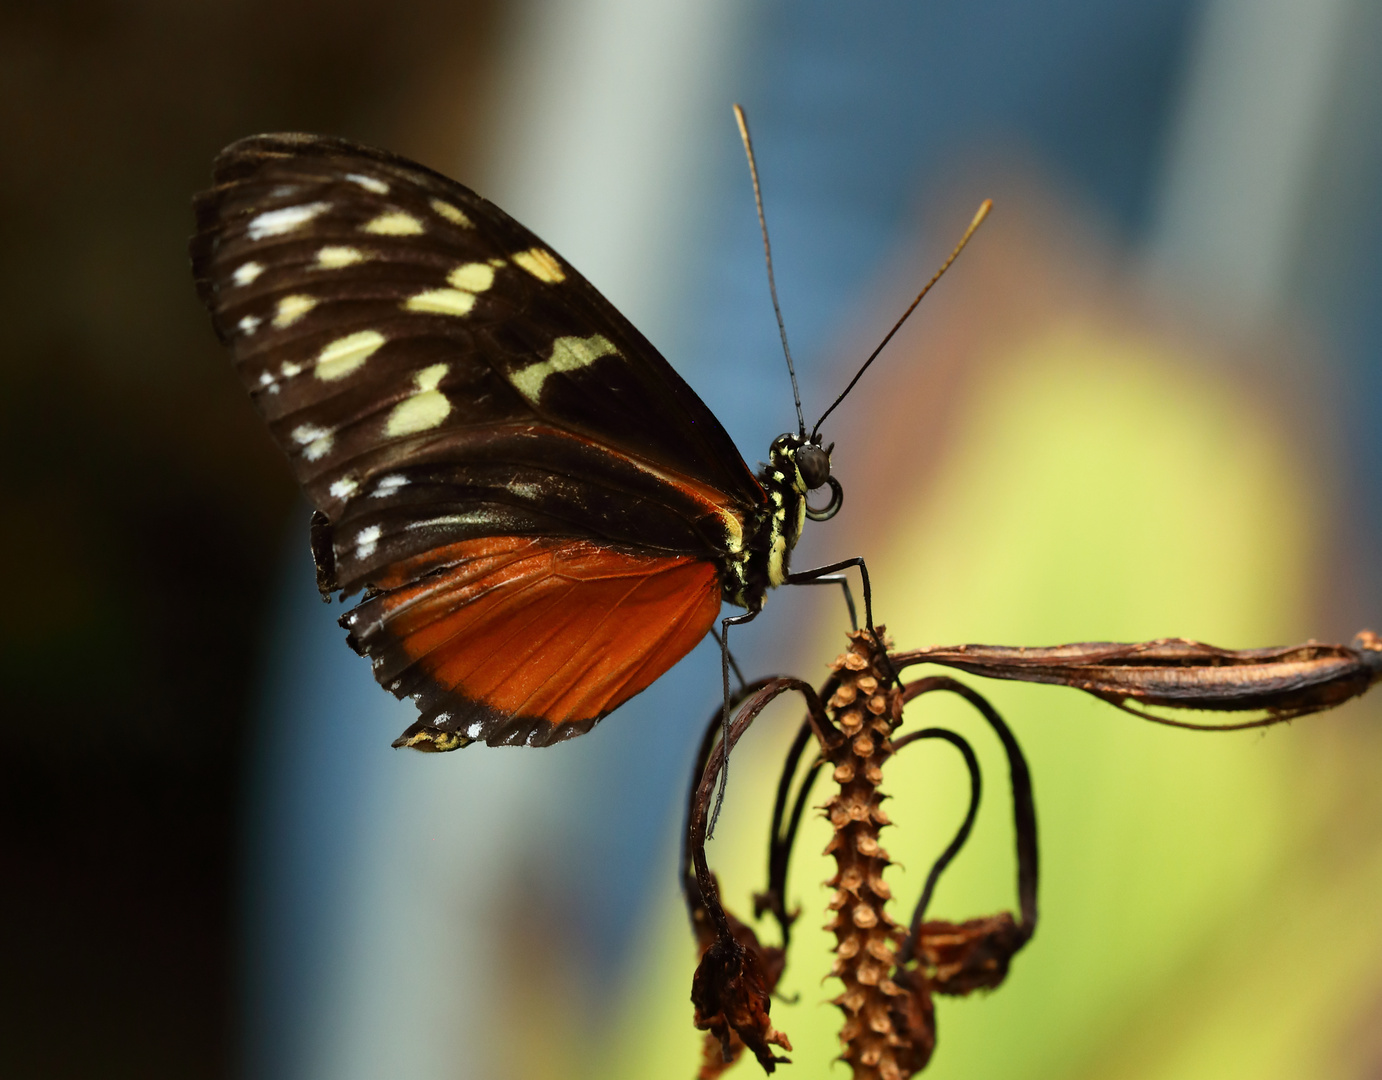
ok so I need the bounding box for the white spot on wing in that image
[273,294,317,328]
[237,314,261,336]
[330,477,359,499]
[315,330,386,381]
[315,245,367,269]
[280,360,302,378]
[465,720,484,739]
[405,511,495,529]
[354,524,381,559]
[362,210,424,235]
[385,364,451,437]
[232,261,264,286]
[373,474,409,497]
[509,334,619,404]
[291,423,334,462]
[511,247,565,283]
[247,202,329,240]
[345,173,389,194]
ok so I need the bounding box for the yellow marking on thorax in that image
[767,532,788,587]
[509,334,618,404]
[273,294,317,328]
[386,364,451,436]
[512,247,565,283]
[316,330,386,381]
[430,199,473,227]
[363,211,424,235]
[315,246,366,269]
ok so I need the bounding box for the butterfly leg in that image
[789,571,858,631]
[709,609,760,836]
[709,624,750,692]
[786,556,899,689]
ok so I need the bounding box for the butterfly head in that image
[768,433,843,524]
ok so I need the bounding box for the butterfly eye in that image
[796,444,831,490]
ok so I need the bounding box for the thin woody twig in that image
[890,631,1382,722]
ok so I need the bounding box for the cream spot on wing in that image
[315,330,386,381]
[404,288,476,317]
[273,294,317,328]
[247,202,329,240]
[291,423,334,461]
[330,476,359,499]
[345,173,389,194]
[448,262,496,293]
[280,360,303,378]
[385,364,451,437]
[372,474,409,497]
[362,210,424,235]
[405,511,494,529]
[509,334,618,404]
[511,247,565,283]
[237,314,261,335]
[429,198,473,227]
[257,371,276,389]
[355,524,381,559]
[232,261,264,286]
[315,245,366,269]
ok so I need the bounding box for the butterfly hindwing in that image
[344,537,723,748]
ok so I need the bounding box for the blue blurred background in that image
[3,1,1379,1076]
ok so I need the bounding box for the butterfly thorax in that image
[721,434,832,612]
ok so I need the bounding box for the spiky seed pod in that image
[821,629,916,1080]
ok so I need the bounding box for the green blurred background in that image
[2,1,1379,1077]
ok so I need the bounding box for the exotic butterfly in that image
[190,117,987,752]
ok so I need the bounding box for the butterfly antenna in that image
[811,199,992,439]
[735,104,806,438]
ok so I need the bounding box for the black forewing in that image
[190,133,764,593]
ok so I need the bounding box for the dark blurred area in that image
[0,2,498,1073]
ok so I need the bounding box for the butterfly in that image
[190,126,986,752]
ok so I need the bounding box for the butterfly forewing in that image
[192,135,762,542]
[192,134,764,746]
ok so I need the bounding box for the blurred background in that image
[3,1,1381,1077]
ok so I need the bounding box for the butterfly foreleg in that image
[709,608,760,837]
[709,624,749,692]
[786,557,899,690]
[786,571,858,631]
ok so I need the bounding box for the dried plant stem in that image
[820,629,921,1080]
